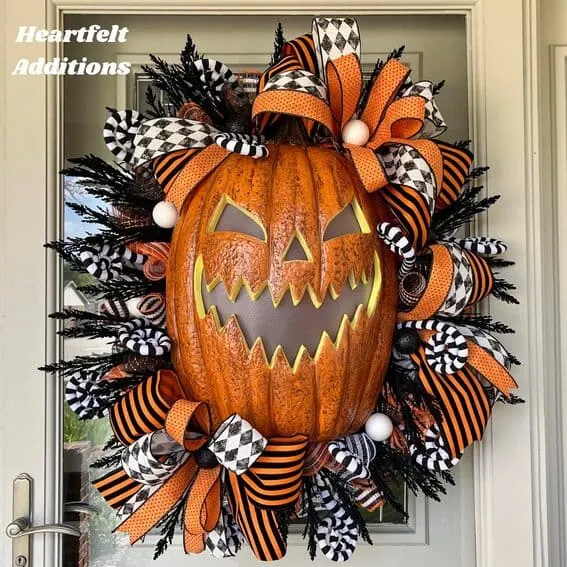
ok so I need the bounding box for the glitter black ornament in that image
[395,328,421,354]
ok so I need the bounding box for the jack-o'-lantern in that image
[167,144,398,440]
[52,17,521,564]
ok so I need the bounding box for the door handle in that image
[6,516,80,539]
[63,501,99,516]
[6,474,97,567]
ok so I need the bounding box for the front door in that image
[0,5,540,567]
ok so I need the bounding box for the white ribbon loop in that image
[207,414,268,475]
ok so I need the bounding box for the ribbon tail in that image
[360,59,411,137]
[467,341,518,397]
[227,473,287,561]
[410,346,491,459]
[93,467,143,510]
[402,138,444,193]
[183,467,222,554]
[117,459,198,545]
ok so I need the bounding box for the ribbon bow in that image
[252,17,452,251]
[93,370,307,560]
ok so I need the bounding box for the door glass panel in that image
[62,12,469,566]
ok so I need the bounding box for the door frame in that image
[0,1,553,566]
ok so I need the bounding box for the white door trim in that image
[0,1,551,566]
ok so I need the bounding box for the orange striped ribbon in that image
[98,371,308,558]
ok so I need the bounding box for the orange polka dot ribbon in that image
[93,370,307,560]
[252,17,450,251]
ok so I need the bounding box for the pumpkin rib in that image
[306,147,323,436]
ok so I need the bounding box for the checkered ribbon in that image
[109,392,267,554]
[399,241,498,322]
[400,80,446,139]
[436,242,474,317]
[121,430,187,485]
[96,371,305,559]
[312,17,361,81]
[455,324,512,369]
[205,498,243,558]
[207,414,268,475]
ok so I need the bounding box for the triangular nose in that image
[284,234,310,261]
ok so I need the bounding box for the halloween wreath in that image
[45,17,522,563]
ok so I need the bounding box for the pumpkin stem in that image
[267,116,312,146]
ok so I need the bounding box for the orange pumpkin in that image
[167,144,398,441]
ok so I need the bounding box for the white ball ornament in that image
[364,413,394,442]
[342,119,370,146]
[152,201,178,229]
[125,297,143,319]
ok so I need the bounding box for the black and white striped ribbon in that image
[117,319,171,356]
[121,246,146,268]
[399,320,469,374]
[457,237,508,256]
[65,370,113,420]
[409,425,462,471]
[377,222,416,278]
[314,473,358,562]
[103,109,145,163]
[79,244,126,281]
[328,433,376,481]
[214,132,269,158]
[194,58,235,97]
[100,298,129,319]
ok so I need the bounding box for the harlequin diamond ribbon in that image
[252,17,452,251]
[398,241,501,322]
[93,370,307,560]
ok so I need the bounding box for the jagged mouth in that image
[194,253,381,369]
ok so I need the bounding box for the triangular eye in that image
[210,199,266,241]
[323,201,369,241]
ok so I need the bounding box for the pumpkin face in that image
[167,145,398,441]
